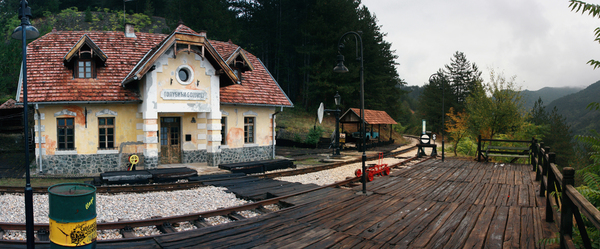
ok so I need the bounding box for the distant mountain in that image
[547,81,600,135]
[522,86,585,110]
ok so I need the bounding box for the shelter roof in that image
[340,108,397,125]
[0,99,19,109]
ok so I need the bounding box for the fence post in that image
[531,138,536,172]
[545,152,556,222]
[540,145,548,197]
[477,135,482,162]
[560,167,575,249]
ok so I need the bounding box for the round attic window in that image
[175,65,194,85]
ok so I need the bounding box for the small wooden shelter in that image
[339,108,397,142]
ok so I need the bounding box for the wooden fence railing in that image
[532,141,600,249]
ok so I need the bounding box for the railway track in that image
[0,155,429,245]
[0,136,420,194]
[0,136,429,244]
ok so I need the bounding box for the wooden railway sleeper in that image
[193,217,211,228]
[0,227,4,239]
[157,222,177,233]
[228,212,247,221]
[256,205,273,214]
[120,226,136,238]
[36,228,49,241]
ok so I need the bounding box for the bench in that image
[484,146,530,163]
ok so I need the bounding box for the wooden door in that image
[160,117,181,164]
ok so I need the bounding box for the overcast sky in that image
[361,0,600,90]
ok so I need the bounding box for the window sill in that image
[243,143,258,148]
[97,149,118,154]
[55,150,77,155]
[220,145,229,149]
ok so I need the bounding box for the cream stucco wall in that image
[34,104,143,156]
[220,106,275,149]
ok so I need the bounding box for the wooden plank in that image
[320,195,391,229]
[520,207,535,248]
[474,183,493,205]
[506,170,515,186]
[270,226,335,248]
[303,231,349,249]
[484,206,509,249]
[462,205,496,248]
[408,202,461,248]
[445,204,485,249]
[328,236,363,249]
[515,170,523,185]
[344,199,412,236]
[454,182,481,203]
[384,202,450,246]
[484,184,500,206]
[503,206,521,249]
[425,202,473,248]
[333,195,404,232]
[518,184,529,207]
[506,184,519,207]
[358,200,431,240]
[424,181,452,201]
[495,184,511,207]
[443,182,468,202]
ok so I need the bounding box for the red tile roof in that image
[343,108,397,125]
[212,40,292,106]
[23,30,166,103]
[19,25,292,107]
[0,99,19,109]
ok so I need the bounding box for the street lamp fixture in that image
[334,31,369,194]
[429,73,445,162]
[12,0,39,248]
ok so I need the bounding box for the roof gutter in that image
[14,100,142,106]
[220,102,293,108]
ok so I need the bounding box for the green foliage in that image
[84,7,92,22]
[466,69,524,140]
[419,52,482,133]
[305,126,324,147]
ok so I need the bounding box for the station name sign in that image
[161,89,207,100]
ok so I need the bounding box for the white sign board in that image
[161,89,207,101]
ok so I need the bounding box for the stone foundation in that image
[39,146,273,175]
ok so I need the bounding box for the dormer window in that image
[77,60,94,78]
[63,34,107,79]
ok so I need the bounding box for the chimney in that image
[125,23,136,38]
[199,30,207,37]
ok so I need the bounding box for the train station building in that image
[16,24,293,175]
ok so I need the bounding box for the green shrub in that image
[305,127,324,147]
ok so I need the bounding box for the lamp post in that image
[12,0,39,248]
[333,92,341,156]
[429,73,445,162]
[334,31,368,194]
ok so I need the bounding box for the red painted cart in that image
[355,152,390,182]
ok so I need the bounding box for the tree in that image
[528,98,575,167]
[418,52,481,133]
[444,51,482,110]
[445,107,469,156]
[466,70,524,140]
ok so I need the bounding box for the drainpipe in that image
[272,107,283,159]
[35,104,42,174]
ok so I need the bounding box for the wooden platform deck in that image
[96,158,558,248]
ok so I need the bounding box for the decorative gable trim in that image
[54,109,77,117]
[226,48,255,72]
[95,109,118,116]
[63,34,108,64]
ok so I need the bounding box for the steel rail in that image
[0,136,419,194]
[0,153,425,233]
